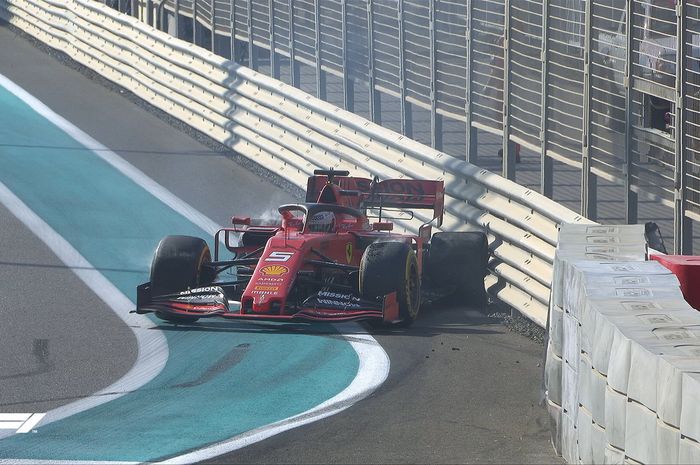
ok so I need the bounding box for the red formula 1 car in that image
[136,170,488,326]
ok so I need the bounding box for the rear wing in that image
[306,175,445,227]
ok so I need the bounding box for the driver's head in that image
[307,211,335,233]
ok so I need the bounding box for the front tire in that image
[360,241,420,326]
[150,235,214,324]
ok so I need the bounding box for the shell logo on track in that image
[260,265,289,276]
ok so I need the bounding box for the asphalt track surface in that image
[0,23,560,463]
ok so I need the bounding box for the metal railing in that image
[110,0,700,255]
[0,0,596,326]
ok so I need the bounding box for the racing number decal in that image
[265,251,294,262]
[345,243,353,264]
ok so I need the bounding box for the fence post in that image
[211,0,216,52]
[269,0,278,78]
[429,0,442,150]
[675,1,691,253]
[624,0,638,225]
[174,0,180,38]
[341,0,354,112]
[289,0,300,86]
[230,0,237,60]
[398,0,413,138]
[540,0,552,197]
[367,0,381,123]
[465,0,476,164]
[147,0,153,25]
[581,0,596,219]
[247,0,257,69]
[314,0,326,99]
[192,0,197,44]
[502,0,515,180]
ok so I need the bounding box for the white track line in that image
[0,181,169,442]
[0,73,220,236]
[0,73,390,462]
[157,327,389,464]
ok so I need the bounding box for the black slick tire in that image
[359,241,420,327]
[426,231,489,306]
[150,235,214,324]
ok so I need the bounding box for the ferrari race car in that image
[136,170,488,326]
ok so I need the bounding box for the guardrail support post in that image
[367,0,381,123]
[398,0,412,139]
[502,0,515,180]
[675,1,691,253]
[429,0,441,150]
[540,0,552,197]
[581,0,595,220]
[314,0,326,100]
[624,0,638,226]
[465,0,476,164]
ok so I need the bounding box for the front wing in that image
[135,283,400,323]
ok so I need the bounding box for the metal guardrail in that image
[107,0,700,256]
[0,0,593,326]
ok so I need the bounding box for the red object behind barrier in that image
[650,255,700,310]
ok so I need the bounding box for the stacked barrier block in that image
[546,223,700,464]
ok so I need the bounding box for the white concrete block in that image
[563,361,579,421]
[658,356,700,428]
[591,422,606,465]
[547,399,563,456]
[558,223,644,237]
[679,437,700,465]
[588,302,696,375]
[564,259,670,275]
[605,309,700,331]
[545,344,563,405]
[558,223,645,239]
[563,311,581,366]
[624,400,657,465]
[591,368,607,427]
[657,419,680,464]
[680,372,700,443]
[579,353,594,412]
[550,305,564,358]
[561,412,578,465]
[591,310,617,376]
[556,244,647,259]
[604,444,625,465]
[628,342,660,411]
[578,406,594,465]
[605,385,627,450]
[608,327,632,395]
[552,256,566,309]
[586,286,684,302]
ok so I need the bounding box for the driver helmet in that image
[307,211,335,233]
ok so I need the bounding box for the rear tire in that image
[150,235,214,324]
[360,241,420,327]
[426,232,488,306]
